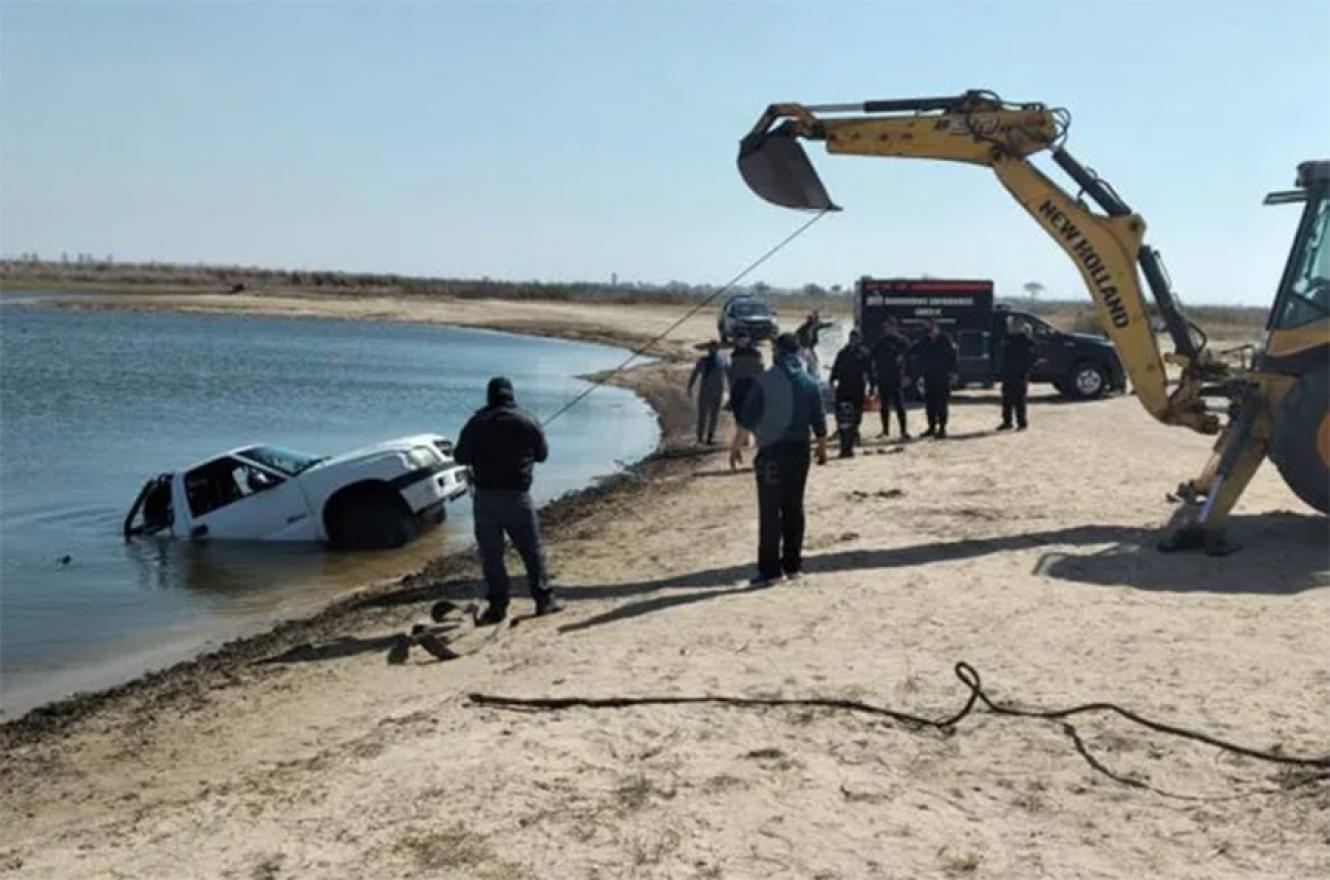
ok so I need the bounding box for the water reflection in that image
[120,526,458,599]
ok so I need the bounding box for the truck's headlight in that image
[407,446,440,469]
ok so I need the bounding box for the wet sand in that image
[1,292,1327,879]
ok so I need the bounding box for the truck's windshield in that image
[1273,192,1330,329]
[731,301,771,317]
[239,445,324,476]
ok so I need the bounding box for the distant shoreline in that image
[0,261,1271,339]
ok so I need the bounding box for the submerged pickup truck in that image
[124,434,469,550]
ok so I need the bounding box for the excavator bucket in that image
[737,124,839,212]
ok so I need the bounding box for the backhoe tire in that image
[1270,366,1329,514]
[1064,361,1108,400]
[325,484,418,551]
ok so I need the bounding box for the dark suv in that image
[717,294,779,343]
[995,309,1126,399]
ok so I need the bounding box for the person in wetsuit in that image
[914,319,958,439]
[998,320,1035,432]
[869,317,911,440]
[829,328,874,457]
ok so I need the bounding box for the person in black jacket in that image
[869,317,911,440]
[454,376,562,624]
[998,321,1035,431]
[795,310,833,375]
[914,320,958,439]
[829,329,874,457]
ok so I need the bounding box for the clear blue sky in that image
[2,1,1326,304]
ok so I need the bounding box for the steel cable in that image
[537,209,832,428]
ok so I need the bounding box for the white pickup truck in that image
[124,434,469,550]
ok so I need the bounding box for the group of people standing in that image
[451,315,1039,623]
[826,316,1037,453]
[827,317,961,453]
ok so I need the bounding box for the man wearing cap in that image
[730,333,829,586]
[454,377,563,624]
[687,340,729,445]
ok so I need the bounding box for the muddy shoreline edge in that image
[0,303,700,745]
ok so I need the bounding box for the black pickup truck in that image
[853,277,1126,399]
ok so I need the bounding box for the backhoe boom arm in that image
[738,90,1222,434]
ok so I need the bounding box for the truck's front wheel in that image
[1064,361,1108,400]
[325,484,417,551]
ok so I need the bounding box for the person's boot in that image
[1016,423,1028,432]
[936,426,947,439]
[534,595,565,616]
[386,635,411,665]
[475,603,507,626]
[997,422,1013,431]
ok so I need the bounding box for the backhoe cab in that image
[737,92,1329,551]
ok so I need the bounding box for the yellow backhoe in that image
[737,90,1328,553]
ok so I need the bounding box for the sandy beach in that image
[1,293,1327,879]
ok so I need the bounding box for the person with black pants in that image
[687,340,728,445]
[454,377,563,624]
[869,317,911,439]
[998,323,1035,431]
[914,320,958,439]
[731,333,828,586]
[829,328,874,457]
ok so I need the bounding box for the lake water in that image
[0,297,659,717]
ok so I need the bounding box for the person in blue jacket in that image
[730,333,829,585]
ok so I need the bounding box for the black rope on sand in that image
[468,662,1330,798]
[537,209,832,429]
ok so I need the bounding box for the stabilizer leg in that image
[1160,390,1271,555]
